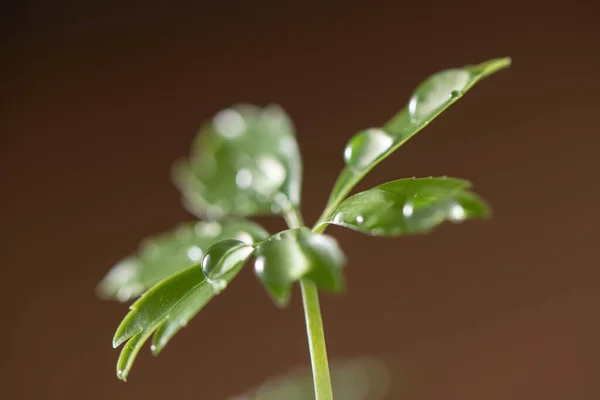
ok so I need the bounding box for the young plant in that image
[98,57,511,399]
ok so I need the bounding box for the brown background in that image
[2,1,599,399]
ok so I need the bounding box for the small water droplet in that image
[370,228,384,236]
[355,215,364,224]
[270,192,289,214]
[235,231,254,244]
[117,370,124,379]
[150,344,157,352]
[186,246,203,262]
[213,108,246,138]
[449,203,466,221]
[195,221,222,237]
[235,168,253,189]
[402,203,414,217]
[254,257,265,275]
[209,279,227,294]
[256,155,286,195]
[344,128,394,171]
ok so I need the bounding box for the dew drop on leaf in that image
[408,69,470,124]
[448,203,466,221]
[235,168,253,189]
[213,108,246,138]
[186,246,203,262]
[343,128,394,171]
[201,239,253,280]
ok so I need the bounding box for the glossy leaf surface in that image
[322,177,490,236]
[98,220,268,302]
[319,58,510,223]
[172,104,302,219]
[112,249,250,381]
[254,228,346,307]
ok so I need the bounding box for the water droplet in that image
[408,70,470,124]
[213,108,246,138]
[150,344,157,352]
[117,370,124,379]
[449,203,466,221]
[209,278,227,294]
[402,203,414,217]
[333,212,345,224]
[202,239,253,280]
[195,221,222,237]
[235,168,253,189]
[344,128,394,171]
[256,155,286,195]
[186,246,203,262]
[270,192,289,214]
[234,233,251,246]
[370,228,384,236]
[355,215,364,224]
[254,256,265,275]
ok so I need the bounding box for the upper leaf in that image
[172,104,303,219]
[321,177,490,236]
[112,239,254,381]
[97,220,268,302]
[318,58,510,223]
[253,228,346,307]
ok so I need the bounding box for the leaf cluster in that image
[98,58,511,380]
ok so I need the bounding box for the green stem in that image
[284,206,334,400]
[300,278,334,400]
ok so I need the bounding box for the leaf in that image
[253,228,346,307]
[318,58,510,223]
[112,239,254,381]
[97,220,268,302]
[172,104,303,219]
[321,177,490,236]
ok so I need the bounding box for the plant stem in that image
[300,278,334,400]
[284,206,334,400]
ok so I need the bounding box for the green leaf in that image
[113,240,253,381]
[318,58,510,224]
[97,220,268,302]
[254,228,346,307]
[321,177,490,236]
[172,104,303,219]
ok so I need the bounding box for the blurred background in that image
[2,0,599,399]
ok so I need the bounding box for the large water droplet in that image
[408,69,470,124]
[202,239,253,280]
[343,128,394,171]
